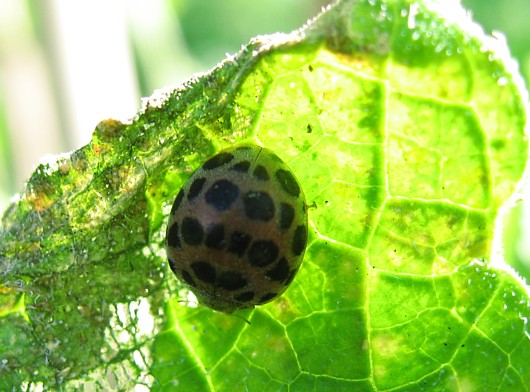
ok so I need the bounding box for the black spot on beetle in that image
[181,217,204,246]
[253,165,269,180]
[217,271,247,291]
[292,225,307,256]
[244,191,274,221]
[203,152,234,170]
[257,292,277,304]
[166,223,181,248]
[191,261,216,284]
[205,179,239,211]
[205,224,225,249]
[275,169,300,198]
[266,258,290,281]
[235,291,254,302]
[181,269,196,287]
[170,190,184,215]
[167,258,177,273]
[235,145,253,154]
[231,161,250,172]
[248,240,279,267]
[279,203,295,231]
[228,232,251,256]
[284,268,299,286]
[188,177,206,201]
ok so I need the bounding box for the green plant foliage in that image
[1,0,529,390]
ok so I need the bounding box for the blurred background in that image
[0,0,528,279]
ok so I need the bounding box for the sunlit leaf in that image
[1,0,528,390]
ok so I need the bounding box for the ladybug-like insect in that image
[166,144,308,313]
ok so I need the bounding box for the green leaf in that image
[1,0,529,390]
